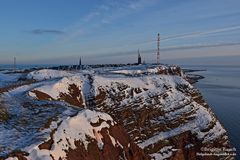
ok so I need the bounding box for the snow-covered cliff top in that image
[2,64,233,160]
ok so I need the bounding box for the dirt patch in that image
[32,83,84,108]
[90,118,111,127]
[31,90,54,101]
[4,151,29,160]
[39,128,56,150]
[38,121,62,150]
[59,84,84,107]
[95,88,107,104]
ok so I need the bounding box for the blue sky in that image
[0,0,240,65]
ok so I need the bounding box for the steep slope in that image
[92,68,232,160]
[27,65,234,160]
[29,76,86,107]
[7,109,148,160]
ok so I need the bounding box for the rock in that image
[25,65,234,160]
[10,109,149,160]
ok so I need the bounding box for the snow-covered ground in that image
[29,76,85,100]
[22,109,115,160]
[26,69,73,81]
[0,72,22,87]
[0,80,79,157]
[1,65,231,160]
[92,72,226,148]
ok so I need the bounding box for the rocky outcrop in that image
[110,65,184,77]
[7,109,148,160]
[26,65,234,160]
[31,83,84,107]
[92,69,233,159]
[29,76,85,107]
[65,124,149,160]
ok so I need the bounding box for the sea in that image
[182,65,240,159]
[0,64,57,71]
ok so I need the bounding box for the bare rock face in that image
[29,76,85,107]
[65,124,149,160]
[31,90,54,101]
[92,66,233,160]
[26,65,234,160]
[8,109,148,160]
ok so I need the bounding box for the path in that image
[83,74,96,109]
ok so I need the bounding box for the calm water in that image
[184,65,240,159]
[0,64,56,70]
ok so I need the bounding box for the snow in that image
[6,158,18,160]
[0,72,22,87]
[109,65,184,77]
[1,65,228,159]
[109,135,117,146]
[94,74,191,96]
[138,102,224,149]
[150,146,173,160]
[25,109,116,160]
[201,121,226,143]
[93,67,225,151]
[0,79,79,158]
[185,143,194,149]
[93,74,193,115]
[29,76,84,100]
[110,67,166,75]
[27,69,73,81]
[111,69,144,75]
[92,69,227,151]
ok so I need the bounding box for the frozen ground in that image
[0,72,22,87]
[0,80,78,157]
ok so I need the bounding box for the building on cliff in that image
[79,56,82,70]
[138,49,142,65]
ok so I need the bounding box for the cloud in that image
[53,0,157,45]
[128,3,139,9]
[99,5,110,11]
[122,25,240,46]
[83,11,100,22]
[162,25,240,41]
[30,29,65,35]
[89,41,240,58]
[161,42,240,51]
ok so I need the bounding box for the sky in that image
[0,0,240,65]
